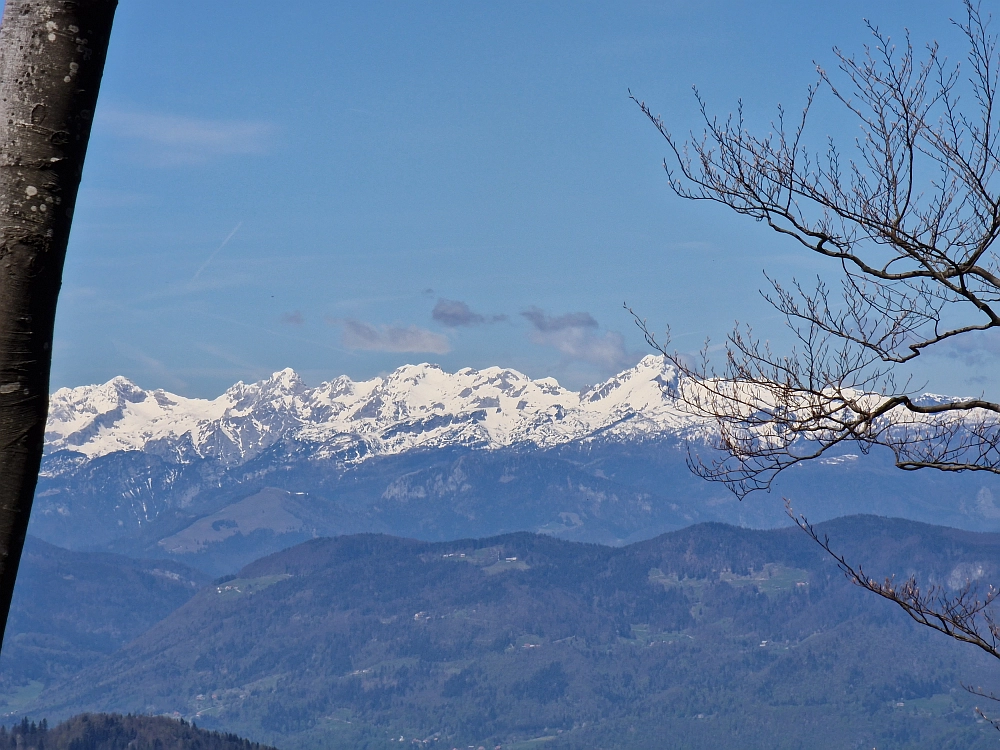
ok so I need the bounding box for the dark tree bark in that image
[0,0,117,646]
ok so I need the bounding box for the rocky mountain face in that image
[32,358,1000,575]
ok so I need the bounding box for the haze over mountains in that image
[31,357,1000,575]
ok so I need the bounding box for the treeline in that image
[0,714,276,750]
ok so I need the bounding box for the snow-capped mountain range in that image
[44,356,703,470]
[34,356,1000,570]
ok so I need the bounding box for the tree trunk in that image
[0,0,117,646]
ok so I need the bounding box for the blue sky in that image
[51,0,986,397]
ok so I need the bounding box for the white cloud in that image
[340,320,450,354]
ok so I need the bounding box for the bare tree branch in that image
[788,500,1000,658]
[964,684,1000,730]
[789,499,1000,729]
[633,2,1000,704]
[629,1,1000,497]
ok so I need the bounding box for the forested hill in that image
[19,516,1000,750]
[0,713,276,750]
[0,536,209,692]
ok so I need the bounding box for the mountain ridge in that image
[43,356,699,470]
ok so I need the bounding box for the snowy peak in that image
[581,355,678,408]
[44,357,699,468]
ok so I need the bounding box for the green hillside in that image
[0,536,210,705]
[15,517,1000,749]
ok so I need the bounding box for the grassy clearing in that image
[649,563,809,598]
[213,574,292,598]
[0,679,44,715]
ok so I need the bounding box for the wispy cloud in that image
[97,109,274,166]
[432,298,507,327]
[112,340,188,391]
[521,306,630,371]
[339,320,450,354]
[193,342,272,383]
[281,311,305,326]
